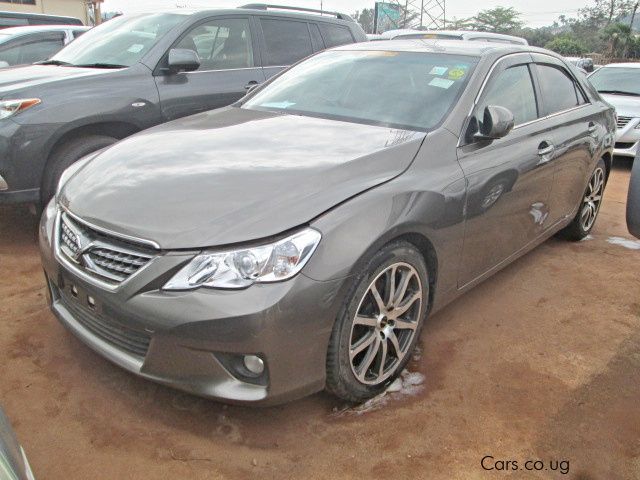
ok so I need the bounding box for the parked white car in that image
[376,29,528,45]
[0,25,89,67]
[588,63,640,158]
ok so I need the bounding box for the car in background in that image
[566,56,594,73]
[0,25,89,67]
[0,406,35,480]
[588,63,640,159]
[629,150,640,238]
[0,4,366,206]
[40,40,614,405]
[0,10,83,28]
[378,29,528,45]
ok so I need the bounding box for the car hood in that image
[61,107,426,249]
[600,93,640,117]
[0,64,113,95]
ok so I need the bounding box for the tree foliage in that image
[353,0,640,60]
[545,36,587,55]
[471,7,523,33]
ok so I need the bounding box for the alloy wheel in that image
[348,262,423,385]
[580,167,605,232]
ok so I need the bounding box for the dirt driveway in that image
[1,163,639,480]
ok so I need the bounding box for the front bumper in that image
[614,118,640,158]
[39,202,347,405]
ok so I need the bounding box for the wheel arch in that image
[41,121,141,189]
[602,151,612,180]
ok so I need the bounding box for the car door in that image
[154,16,265,121]
[531,55,603,225]
[457,54,559,287]
[257,17,316,80]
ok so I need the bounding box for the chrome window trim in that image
[60,204,160,249]
[183,66,264,74]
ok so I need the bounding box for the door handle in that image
[244,80,259,91]
[537,141,555,165]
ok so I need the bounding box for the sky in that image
[101,0,586,28]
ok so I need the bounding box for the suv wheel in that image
[41,134,117,205]
[326,241,429,403]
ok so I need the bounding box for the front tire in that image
[41,134,117,206]
[559,158,607,241]
[326,241,429,403]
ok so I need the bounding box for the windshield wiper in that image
[72,63,128,69]
[598,89,640,97]
[35,59,72,66]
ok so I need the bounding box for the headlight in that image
[163,228,322,290]
[0,98,40,120]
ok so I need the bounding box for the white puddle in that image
[607,236,640,250]
[580,235,594,242]
[331,369,425,417]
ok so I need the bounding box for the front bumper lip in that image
[40,201,347,406]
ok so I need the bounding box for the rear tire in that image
[41,134,117,206]
[559,159,607,241]
[326,241,429,403]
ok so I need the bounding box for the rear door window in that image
[535,64,585,114]
[318,23,354,48]
[260,18,313,66]
[309,23,324,51]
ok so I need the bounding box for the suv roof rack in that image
[239,4,354,21]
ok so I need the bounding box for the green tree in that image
[545,36,587,55]
[353,8,375,34]
[472,7,523,33]
[579,0,635,26]
[602,22,634,57]
[446,16,474,30]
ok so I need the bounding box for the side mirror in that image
[474,105,515,141]
[167,48,200,74]
[627,151,640,238]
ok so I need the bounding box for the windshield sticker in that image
[127,44,145,53]
[429,66,448,76]
[260,101,297,109]
[448,65,468,80]
[429,77,455,89]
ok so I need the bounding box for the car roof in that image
[335,38,536,57]
[147,7,354,24]
[599,62,640,68]
[0,25,89,35]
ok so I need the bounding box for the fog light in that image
[243,355,264,376]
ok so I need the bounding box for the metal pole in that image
[420,0,424,28]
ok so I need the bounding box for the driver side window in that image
[477,64,538,126]
[176,18,254,71]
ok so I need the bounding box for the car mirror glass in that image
[474,105,515,141]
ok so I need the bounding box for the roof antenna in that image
[320,1,323,15]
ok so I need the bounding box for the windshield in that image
[243,50,478,131]
[50,13,185,67]
[589,67,640,96]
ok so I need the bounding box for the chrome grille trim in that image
[617,116,633,129]
[57,211,157,285]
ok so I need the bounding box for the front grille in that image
[617,116,633,129]
[615,142,636,150]
[58,212,156,284]
[61,290,151,358]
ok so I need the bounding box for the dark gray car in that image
[629,151,640,238]
[40,41,615,405]
[0,5,365,204]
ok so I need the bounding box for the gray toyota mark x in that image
[40,41,615,405]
